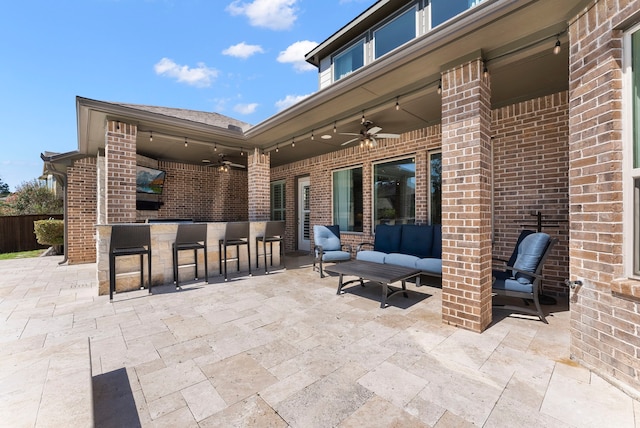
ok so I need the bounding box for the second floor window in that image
[374,7,416,59]
[334,39,365,81]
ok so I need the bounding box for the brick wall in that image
[67,157,97,264]
[492,92,570,296]
[440,58,493,332]
[569,0,640,397]
[105,121,137,223]
[136,160,248,222]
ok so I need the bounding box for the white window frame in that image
[623,24,640,279]
[332,165,364,233]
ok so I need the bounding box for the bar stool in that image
[218,222,252,281]
[173,223,208,289]
[255,221,285,274]
[109,224,152,301]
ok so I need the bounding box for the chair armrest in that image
[314,245,324,257]
[504,265,543,280]
[356,242,374,252]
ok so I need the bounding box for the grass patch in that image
[0,249,46,260]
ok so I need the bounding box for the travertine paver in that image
[1,255,639,427]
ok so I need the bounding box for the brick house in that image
[42,0,640,397]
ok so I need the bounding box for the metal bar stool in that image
[109,224,152,301]
[255,221,285,274]
[218,222,252,281]
[173,223,208,289]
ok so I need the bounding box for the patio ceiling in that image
[75,0,587,170]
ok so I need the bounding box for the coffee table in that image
[324,260,422,308]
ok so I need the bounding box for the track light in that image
[291,138,295,148]
[311,130,314,140]
[214,143,217,152]
[483,64,489,78]
[437,81,442,95]
[240,147,244,156]
[184,137,188,147]
[276,145,279,153]
[333,122,337,133]
[149,131,153,142]
[395,97,400,111]
[553,37,561,55]
[361,112,365,124]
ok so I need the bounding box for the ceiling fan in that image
[341,120,400,148]
[208,153,245,171]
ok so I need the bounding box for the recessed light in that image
[321,134,332,140]
[202,159,210,163]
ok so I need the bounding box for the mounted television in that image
[136,166,166,195]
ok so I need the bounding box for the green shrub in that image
[34,219,64,246]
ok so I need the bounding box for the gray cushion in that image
[385,253,419,269]
[513,233,550,284]
[415,258,442,275]
[322,250,351,262]
[313,225,342,252]
[356,250,386,264]
[493,270,534,293]
[400,225,433,258]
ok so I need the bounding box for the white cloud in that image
[277,40,317,72]
[227,0,298,31]
[154,58,219,87]
[234,103,259,114]
[275,93,312,111]
[222,42,265,59]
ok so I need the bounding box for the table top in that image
[324,260,421,284]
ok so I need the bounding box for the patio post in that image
[105,120,137,224]
[248,148,271,221]
[440,57,493,332]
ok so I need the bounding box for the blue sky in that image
[0,0,374,191]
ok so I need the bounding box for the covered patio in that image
[1,255,637,427]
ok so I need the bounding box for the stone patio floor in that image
[1,254,639,427]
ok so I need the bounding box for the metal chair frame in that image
[109,225,152,301]
[173,223,208,289]
[218,222,252,281]
[255,221,286,274]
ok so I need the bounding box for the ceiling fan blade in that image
[374,133,400,139]
[368,126,382,134]
[339,132,361,136]
[229,162,245,168]
[341,138,359,146]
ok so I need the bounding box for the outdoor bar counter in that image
[95,221,283,296]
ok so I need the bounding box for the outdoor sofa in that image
[356,224,442,279]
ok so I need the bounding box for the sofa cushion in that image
[431,225,442,259]
[313,225,342,252]
[356,250,387,264]
[415,258,442,276]
[374,224,402,254]
[385,253,419,269]
[321,250,351,262]
[513,233,550,284]
[400,224,433,258]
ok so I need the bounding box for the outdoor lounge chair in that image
[492,232,557,323]
[255,221,286,274]
[172,223,208,289]
[313,225,352,278]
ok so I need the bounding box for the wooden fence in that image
[0,214,64,254]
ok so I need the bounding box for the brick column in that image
[248,149,271,221]
[440,58,493,332]
[105,121,137,223]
